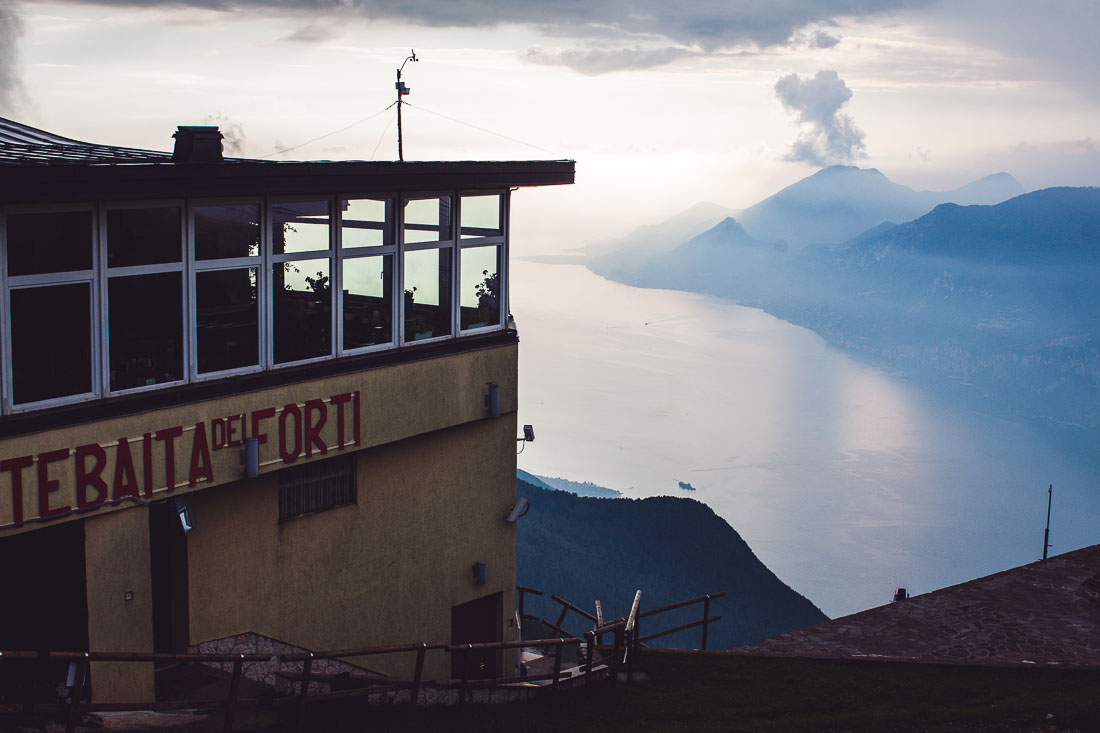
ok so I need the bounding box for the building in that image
[0,118,573,703]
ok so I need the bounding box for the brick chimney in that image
[172,126,224,164]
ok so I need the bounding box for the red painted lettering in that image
[251,407,276,448]
[330,392,351,449]
[1,455,33,525]
[37,448,71,519]
[211,418,227,450]
[142,432,154,497]
[353,390,361,446]
[226,414,243,448]
[113,437,140,501]
[75,443,108,510]
[155,426,184,492]
[279,403,302,463]
[304,399,328,457]
[189,421,214,486]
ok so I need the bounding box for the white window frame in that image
[100,200,189,397]
[267,196,337,369]
[336,194,398,356]
[1,204,101,413]
[456,190,508,337]
[189,198,266,381]
[399,192,457,346]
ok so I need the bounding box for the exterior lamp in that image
[485,383,500,418]
[174,497,195,535]
[241,437,259,478]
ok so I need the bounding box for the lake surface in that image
[512,260,1099,618]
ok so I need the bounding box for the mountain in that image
[734,166,1024,247]
[593,186,1100,453]
[584,201,736,261]
[516,479,827,650]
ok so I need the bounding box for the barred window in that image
[278,454,356,520]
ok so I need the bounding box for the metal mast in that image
[396,50,417,162]
[1042,483,1053,560]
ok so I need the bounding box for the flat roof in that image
[0,117,575,203]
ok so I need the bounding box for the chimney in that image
[172,126,224,164]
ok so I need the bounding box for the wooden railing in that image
[0,588,722,732]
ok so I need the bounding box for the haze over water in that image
[513,261,1098,619]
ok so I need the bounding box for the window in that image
[272,201,333,364]
[4,209,96,408]
[192,203,262,376]
[105,205,185,392]
[402,197,453,343]
[0,189,510,414]
[278,454,356,520]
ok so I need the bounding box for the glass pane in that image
[10,284,92,403]
[274,258,331,363]
[195,204,261,260]
[273,201,331,254]
[404,197,452,244]
[460,195,502,238]
[343,255,393,349]
[197,268,259,373]
[109,272,183,390]
[6,211,93,276]
[342,198,392,248]
[404,247,452,342]
[460,246,501,330]
[107,207,181,267]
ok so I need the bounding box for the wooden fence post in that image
[295,652,313,733]
[583,631,595,693]
[223,654,244,733]
[410,643,426,708]
[609,627,621,688]
[551,641,564,695]
[701,595,711,651]
[65,654,88,733]
[459,645,472,706]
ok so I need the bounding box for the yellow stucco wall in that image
[0,344,519,534]
[187,413,518,680]
[83,507,155,703]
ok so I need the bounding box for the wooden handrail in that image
[637,591,726,619]
[639,616,722,644]
[282,642,447,662]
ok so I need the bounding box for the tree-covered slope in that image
[516,479,826,650]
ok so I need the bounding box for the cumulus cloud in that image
[0,0,25,115]
[522,45,698,75]
[774,70,866,166]
[810,30,841,48]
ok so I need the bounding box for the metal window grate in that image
[278,454,356,520]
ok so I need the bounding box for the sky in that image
[1,0,1098,253]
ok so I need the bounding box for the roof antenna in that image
[1042,483,1053,560]
[396,49,418,162]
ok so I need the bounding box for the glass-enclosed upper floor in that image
[0,190,512,413]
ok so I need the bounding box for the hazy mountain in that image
[735,166,1024,247]
[590,186,1100,457]
[516,479,827,650]
[584,200,736,262]
[532,473,623,498]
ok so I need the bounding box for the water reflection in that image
[513,261,1098,618]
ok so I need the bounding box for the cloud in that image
[0,0,25,114]
[522,45,697,75]
[281,22,340,43]
[810,30,840,48]
[774,70,866,167]
[202,112,246,155]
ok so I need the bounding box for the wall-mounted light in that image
[241,437,259,478]
[485,383,501,418]
[516,424,535,454]
[472,561,488,586]
[505,497,530,523]
[174,496,195,535]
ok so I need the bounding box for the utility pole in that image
[1042,483,1053,560]
[396,50,417,162]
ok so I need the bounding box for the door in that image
[149,500,190,653]
[450,592,502,679]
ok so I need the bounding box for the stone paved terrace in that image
[732,544,1100,667]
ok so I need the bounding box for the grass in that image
[301,651,1100,732]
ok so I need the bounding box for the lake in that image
[512,260,1099,618]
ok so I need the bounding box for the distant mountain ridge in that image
[516,478,827,650]
[590,185,1100,456]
